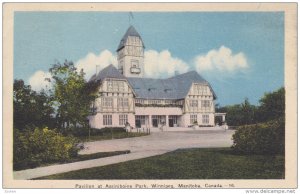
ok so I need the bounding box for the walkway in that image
[14,128,234,180]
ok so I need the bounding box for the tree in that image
[49,60,98,129]
[216,98,256,126]
[240,98,256,125]
[257,87,285,122]
[13,79,54,130]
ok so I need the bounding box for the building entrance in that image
[169,119,174,127]
[152,119,158,127]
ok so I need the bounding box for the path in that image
[14,128,234,180]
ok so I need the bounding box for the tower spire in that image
[117,25,145,78]
[129,12,134,25]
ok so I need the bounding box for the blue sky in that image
[14,12,284,106]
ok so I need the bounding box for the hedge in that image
[13,127,79,170]
[232,118,284,155]
[62,127,126,137]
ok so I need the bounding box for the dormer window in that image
[148,88,156,91]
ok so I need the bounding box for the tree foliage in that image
[257,87,285,122]
[216,98,256,126]
[13,79,54,130]
[232,118,284,155]
[14,127,79,170]
[230,87,285,155]
[216,87,284,126]
[49,60,98,129]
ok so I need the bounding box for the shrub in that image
[62,127,126,137]
[232,118,284,155]
[13,127,79,170]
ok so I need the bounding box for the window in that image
[103,115,112,125]
[201,100,211,108]
[136,115,146,125]
[169,115,178,124]
[149,100,161,104]
[190,115,197,124]
[202,115,209,124]
[107,80,113,91]
[107,80,125,92]
[118,82,124,92]
[127,46,132,55]
[118,98,129,108]
[194,84,208,95]
[102,97,113,108]
[119,114,128,125]
[135,99,145,104]
[131,60,139,68]
[152,115,166,125]
[90,102,97,113]
[189,100,198,108]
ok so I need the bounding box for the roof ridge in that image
[89,64,126,82]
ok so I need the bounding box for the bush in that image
[62,127,126,137]
[14,127,79,170]
[232,118,284,155]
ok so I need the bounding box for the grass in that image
[67,150,130,163]
[37,148,285,179]
[16,150,130,171]
[78,132,149,142]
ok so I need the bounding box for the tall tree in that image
[13,79,54,129]
[257,87,285,122]
[49,60,97,129]
[240,98,256,125]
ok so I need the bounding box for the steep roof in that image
[127,71,217,100]
[116,25,145,51]
[89,64,126,82]
[88,65,216,100]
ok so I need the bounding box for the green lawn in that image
[18,150,131,171]
[78,132,149,142]
[38,148,285,179]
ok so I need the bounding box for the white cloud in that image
[194,46,249,73]
[28,70,53,92]
[28,46,249,91]
[75,49,189,79]
[144,50,189,78]
[75,50,118,79]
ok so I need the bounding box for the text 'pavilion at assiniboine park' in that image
[88,26,224,130]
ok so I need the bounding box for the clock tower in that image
[117,26,145,78]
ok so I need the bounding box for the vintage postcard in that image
[2,2,297,190]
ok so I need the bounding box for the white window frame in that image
[119,114,128,125]
[103,115,112,126]
[118,98,129,108]
[169,115,178,124]
[202,115,209,124]
[107,80,113,91]
[190,115,197,124]
[102,97,113,108]
[189,100,198,108]
[136,115,146,125]
[201,100,211,108]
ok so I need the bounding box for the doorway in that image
[152,119,158,127]
[169,119,174,127]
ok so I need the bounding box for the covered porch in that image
[214,112,227,125]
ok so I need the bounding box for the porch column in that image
[165,115,169,128]
[222,114,226,122]
[149,115,152,128]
